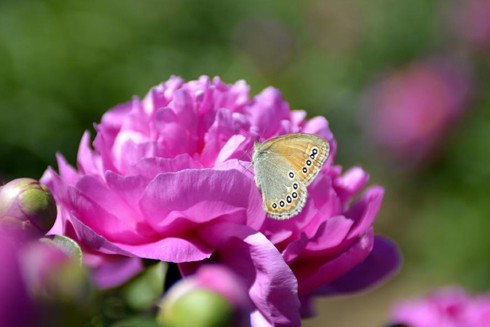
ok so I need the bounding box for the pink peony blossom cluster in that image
[391,287,490,327]
[363,60,471,168]
[42,76,400,326]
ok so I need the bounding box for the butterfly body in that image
[252,133,330,219]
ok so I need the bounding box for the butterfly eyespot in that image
[288,171,294,179]
[279,200,285,207]
[292,192,298,198]
[312,148,318,155]
[302,167,307,173]
[310,154,315,159]
[293,183,298,190]
[287,196,292,203]
[272,203,277,209]
[306,159,312,166]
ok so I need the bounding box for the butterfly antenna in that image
[244,160,253,173]
[235,139,255,175]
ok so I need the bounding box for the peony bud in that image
[0,178,57,237]
[20,237,90,303]
[157,265,251,327]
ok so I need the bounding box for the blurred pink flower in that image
[0,233,35,327]
[42,76,399,326]
[447,0,490,51]
[363,60,471,167]
[391,287,490,327]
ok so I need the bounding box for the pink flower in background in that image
[390,287,490,327]
[447,0,490,51]
[42,75,399,326]
[363,60,471,168]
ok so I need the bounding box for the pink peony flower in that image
[446,0,490,51]
[390,287,490,327]
[42,76,400,326]
[362,59,471,168]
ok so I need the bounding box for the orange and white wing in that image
[261,133,329,186]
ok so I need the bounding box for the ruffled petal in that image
[315,236,401,295]
[140,169,265,235]
[294,229,374,295]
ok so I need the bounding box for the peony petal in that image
[90,256,143,289]
[212,77,250,112]
[55,153,79,185]
[291,110,307,127]
[128,154,203,178]
[282,233,309,264]
[104,171,153,227]
[77,131,102,176]
[293,229,374,295]
[68,179,152,243]
[155,107,198,156]
[40,167,66,200]
[140,169,265,234]
[281,215,353,265]
[112,130,154,172]
[315,236,401,296]
[246,87,290,138]
[200,109,237,166]
[67,212,136,257]
[143,83,171,114]
[214,134,252,165]
[172,88,197,124]
[114,236,214,262]
[95,101,133,149]
[334,167,370,203]
[304,215,354,253]
[162,76,185,100]
[345,186,384,240]
[303,174,343,237]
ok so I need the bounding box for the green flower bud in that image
[157,265,251,327]
[21,239,91,303]
[0,178,57,236]
[158,288,235,327]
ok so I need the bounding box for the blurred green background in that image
[1,0,489,326]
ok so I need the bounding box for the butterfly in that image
[252,133,330,219]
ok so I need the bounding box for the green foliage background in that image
[1,0,489,325]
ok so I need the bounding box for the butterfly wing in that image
[253,151,307,219]
[260,133,329,186]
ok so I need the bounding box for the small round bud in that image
[21,238,91,303]
[157,265,251,327]
[159,288,235,327]
[0,178,57,236]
